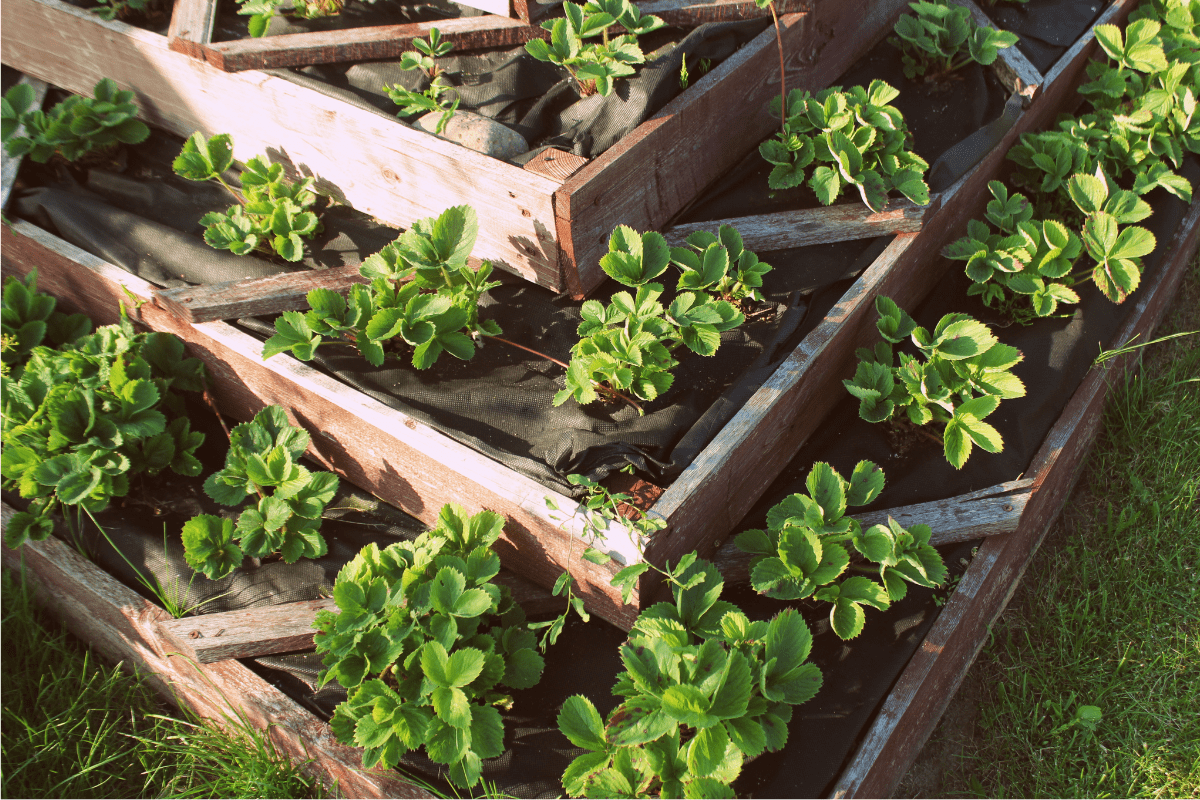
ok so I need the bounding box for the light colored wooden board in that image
[153,264,368,322]
[833,184,1199,799]
[1,219,646,629]
[0,0,565,290]
[662,197,932,251]
[639,0,1114,601]
[555,0,915,296]
[454,0,512,17]
[200,16,545,72]
[166,0,217,58]
[160,599,339,663]
[637,0,771,25]
[0,74,48,211]
[955,0,1044,101]
[0,504,431,799]
[523,149,591,182]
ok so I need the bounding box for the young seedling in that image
[890,0,1019,82]
[173,132,322,263]
[758,81,930,211]
[315,504,545,790]
[2,78,149,164]
[843,296,1026,468]
[264,205,501,370]
[558,556,822,798]
[735,461,947,638]
[525,0,665,96]
[385,29,460,135]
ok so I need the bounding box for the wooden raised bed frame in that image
[5,0,967,297]
[4,189,1195,796]
[0,0,1143,630]
[168,0,780,72]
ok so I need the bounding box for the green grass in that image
[0,566,321,799]
[920,255,1200,799]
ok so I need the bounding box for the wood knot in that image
[189,630,202,639]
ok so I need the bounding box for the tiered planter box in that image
[3,0,1198,792]
[1,0,1148,628]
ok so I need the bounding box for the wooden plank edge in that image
[201,16,546,72]
[955,0,1044,102]
[829,169,1199,800]
[662,196,934,251]
[0,74,49,211]
[0,504,431,799]
[153,265,368,322]
[166,0,217,58]
[1,218,646,629]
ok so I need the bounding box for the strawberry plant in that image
[843,296,1026,469]
[734,461,947,639]
[758,81,930,211]
[554,225,752,412]
[314,504,545,790]
[263,205,500,370]
[889,0,1019,81]
[0,269,91,371]
[237,0,364,37]
[173,131,322,263]
[182,405,338,580]
[1,281,207,549]
[557,555,822,798]
[385,29,460,135]
[525,0,665,97]
[945,169,1158,318]
[1,78,149,163]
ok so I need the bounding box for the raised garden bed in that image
[4,0,905,296]
[4,0,1198,792]
[0,0,1147,630]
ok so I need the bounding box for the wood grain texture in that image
[159,599,339,663]
[0,504,430,799]
[166,0,217,58]
[639,0,1119,607]
[662,197,932,251]
[1,220,642,629]
[160,567,567,664]
[834,191,1198,800]
[0,74,48,211]
[555,0,914,296]
[201,17,546,72]
[955,0,1043,101]
[711,481,1032,584]
[523,148,590,182]
[153,265,369,322]
[0,0,564,290]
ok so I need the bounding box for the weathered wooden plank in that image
[201,16,546,72]
[153,265,368,322]
[0,74,48,211]
[662,197,932,251]
[158,566,567,664]
[1,219,645,629]
[160,599,339,663]
[0,503,430,799]
[166,0,217,58]
[0,0,564,290]
[555,0,914,296]
[639,0,1113,603]
[711,481,1033,584]
[954,0,1043,101]
[834,188,1199,799]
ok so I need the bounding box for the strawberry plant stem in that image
[770,1,787,132]
[491,335,645,413]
